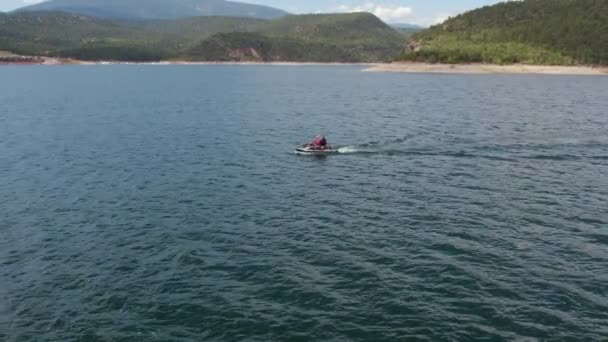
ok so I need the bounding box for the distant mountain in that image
[0,11,403,62]
[391,23,424,29]
[390,23,424,37]
[400,0,608,65]
[15,0,289,20]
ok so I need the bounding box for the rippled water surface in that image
[1,65,608,341]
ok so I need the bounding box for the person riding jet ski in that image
[309,135,329,150]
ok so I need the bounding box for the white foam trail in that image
[337,146,359,154]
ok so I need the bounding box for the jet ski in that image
[295,144,339,155]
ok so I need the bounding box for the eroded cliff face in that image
[403,39,422,54]
[225,47,263,61]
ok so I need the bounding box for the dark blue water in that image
[1,65,607,341]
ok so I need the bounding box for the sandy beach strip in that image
[364,62,608,75]
[4,57,606,75]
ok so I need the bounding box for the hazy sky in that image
[0,0,503,25]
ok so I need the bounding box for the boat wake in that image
[332,138,608,162]
[336,145,360,154]
[336,142,406,155]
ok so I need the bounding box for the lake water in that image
[1,65,607,341]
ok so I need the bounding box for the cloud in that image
[336,3,413,23]
[429,13,450,25]
[401,12,452,27]
[0,0,45,12]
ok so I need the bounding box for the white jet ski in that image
[295,144,339,155]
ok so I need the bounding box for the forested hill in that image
[186,13,404,62]
[400,0,608,65]
[0,11,403,62]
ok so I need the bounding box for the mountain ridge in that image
[14,0,289,20]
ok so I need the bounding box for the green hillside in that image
[0,12,259,60]
[186,13,403,62]
[399,0,608,65]
[186,32,347,62]
[0,11,403,62]
[0,12,140,57]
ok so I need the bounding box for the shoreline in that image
[2,57,607,75]
[364,62,608,75]
[0,56,373,67]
